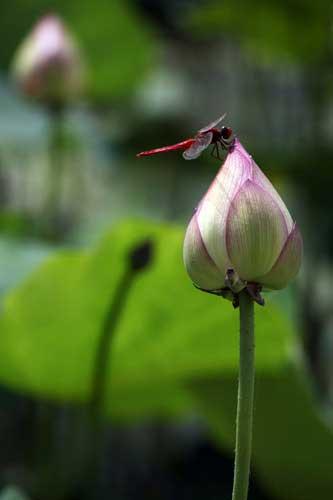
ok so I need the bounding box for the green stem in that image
[89,239,153,421]
[85,268,134,482]
[39,104,66,240]
[47,105,64,217]
[90,268,134,420]
[232,290,255,500]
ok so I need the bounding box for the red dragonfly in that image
[136,114,234,160]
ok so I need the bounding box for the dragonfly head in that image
[220,126,234,149]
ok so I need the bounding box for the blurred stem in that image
[84,267,135,489]
[85,240,152,489]
[232,290,255,500]
[90,240,152,421]
[44,104,65,234]
[90,268,134,421]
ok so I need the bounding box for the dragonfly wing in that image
[199,113,226,133]
[183,132,213,160]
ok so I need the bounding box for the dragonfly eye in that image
[220,126,234,147]
[221,126,233,140]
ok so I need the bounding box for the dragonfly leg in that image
[217,140,225,160]
[210,143,219,159]
[214,141,222,160]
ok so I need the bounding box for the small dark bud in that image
[128,239,153,272]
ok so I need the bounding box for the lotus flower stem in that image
[39,104,66,240]
[90,267,133,421]
[232,290,255,500]
[46,105,64,219]
[90,239,153,420]
[86,241,153,483]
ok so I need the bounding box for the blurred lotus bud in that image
[183,139,302,295]
[12,15,84,107]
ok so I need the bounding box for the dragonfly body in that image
[137,114,234,160]
[136,138,195,157]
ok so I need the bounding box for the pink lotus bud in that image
[12,15,84,106]
[183,139,302,296]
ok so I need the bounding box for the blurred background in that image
[0,1,332,499]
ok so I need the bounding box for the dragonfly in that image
[136,114,234,160]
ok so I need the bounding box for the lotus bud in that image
[12,15,84,107]
[183,139,302,303]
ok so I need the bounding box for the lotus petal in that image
[226,180,289,281]
[259,223,303,289]
[183,214,225,290]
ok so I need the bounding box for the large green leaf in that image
[0,220,291,418]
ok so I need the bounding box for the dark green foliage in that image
[191,367,333,500]
[190,0,332,63]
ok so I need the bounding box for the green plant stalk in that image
[232,290,255,500]
[90,239,152,421]
[90,268,134,420]
[46,105,64,217]
[84,268,134,484]
[86,240,152,480]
